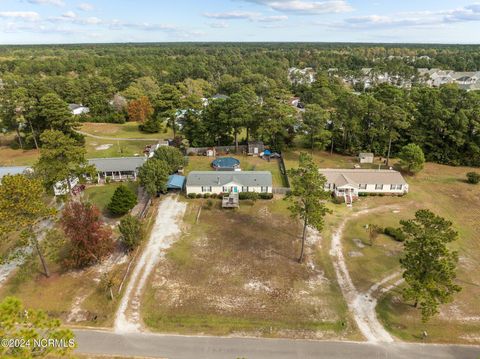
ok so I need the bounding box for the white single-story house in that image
[88,157,147,183]
[359,152,374,164]
[186,171,273,195]
[69,104,90,116]
[319,169,408,198]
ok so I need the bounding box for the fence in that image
[186,145,247,155]
[273,187,291,195]
[278,153,291,188]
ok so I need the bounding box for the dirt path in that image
[114,195,186,333]
[329,206,402,343]
[75,130,160,142]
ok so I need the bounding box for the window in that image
[261,186,268,192]
[359,184,367,190]
[201,186,212,193]
[375,184,384,190]
[326,183,331,190]
[222,186,227,192]
[242,186,249,192]
[390,184,402,190]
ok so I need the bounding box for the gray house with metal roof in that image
[186,171,272,195]
[88,157,147,182]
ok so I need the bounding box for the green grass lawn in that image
[83,182,138,216]
[85,137,154,159]
[185,155,288,187]
[80,122,174,139]
[283,149,390,170]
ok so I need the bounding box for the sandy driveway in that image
[329,206,402,343]
[114,195,187,333]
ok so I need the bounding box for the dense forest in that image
[0,43,479,166]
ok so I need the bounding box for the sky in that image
[0,0,480,44]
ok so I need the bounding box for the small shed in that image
[167,175,185,190]
[359,152,374,164]
[212,157,241,171]
[248,141,265,156]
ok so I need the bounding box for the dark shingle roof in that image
[88,157,146,172]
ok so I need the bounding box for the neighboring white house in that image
[358,152,374,164]
[319,169,408,198]
[288,67,316,85]
[88,157,147,183]
[69,103,90,116]
[186,171,273,195]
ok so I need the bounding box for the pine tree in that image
[400,209,462,322]
[107,185,137,215]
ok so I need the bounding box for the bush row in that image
[187,192,273,200]
[384,226,407,242]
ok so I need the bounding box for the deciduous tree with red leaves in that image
[127,96,153,123]
[61,201,114,268]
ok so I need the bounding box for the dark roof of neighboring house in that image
[0,166,32,180]
[167,175,185,189]
[187,171,272,187]
[88,157,146,173]
[212,157,241,169]
[319,169,407,187]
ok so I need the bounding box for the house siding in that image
[186,185,271,195]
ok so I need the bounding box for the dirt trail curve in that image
[329,206,403,343]
[75,130,161,142]
[114,195,187,333]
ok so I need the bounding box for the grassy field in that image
[283,149,389,170]
[85,137,155,159]
[0,146,39,166]
[322,154,480,344]
[141,199,358,339]
[0,242,130,328]
[83,182,139,216]
[80,122,174,140]
[185,155,288,187]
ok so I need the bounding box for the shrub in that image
[203,193,211,199]
[196,193,203,199]
[332,196,345,204]
[107,185,137,215]
[259,193,273,200]
[187,193,196,199]
[119,215,144,251]
[466,172,480,184]
[239,192,259,201]
[210,193,218,199]
[384,227,406,242]
[204,199,214,209]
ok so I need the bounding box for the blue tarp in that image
[263,150,272,156]
[167,175,185,189]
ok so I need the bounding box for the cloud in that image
[28,0,65,6]
[62,11,77,19]
[258,15,288,22]
[77,2,94,11]
[240,0,352,14]
[333,3,480,30]
[209,21,229,28]
[0,11,40,21]
[203,11,260,20]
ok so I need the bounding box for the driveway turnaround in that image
[74,329,480,359]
